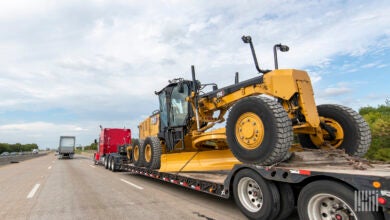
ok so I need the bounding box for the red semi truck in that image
[93,128,131,168]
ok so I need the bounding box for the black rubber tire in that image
[226,96,293,165]
[143,137,162,169]
[104,156,109,169]
[274,183,295,220]
[111,157,117,172]
[298,104,371,157]
[109,157,114,171]
[298,180,380,220]
[132,139,144,167]
[233,169,280,220]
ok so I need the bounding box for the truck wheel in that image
[132,139,144,167]
[233,169,280,220]
[108,157,113,171]
[110,157,117,172]
[274,183,295,220]
[226,97,293,165]
[298,180,380,220]
[298,104,371,157]
[143,137,161,169]
[104,156,109,169]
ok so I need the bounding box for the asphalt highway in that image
[0,153,248,220]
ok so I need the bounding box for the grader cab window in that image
[159,93,168,130]
[170,84,189,127]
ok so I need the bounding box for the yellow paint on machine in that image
[159,149,241,172]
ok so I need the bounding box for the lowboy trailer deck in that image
[108,150,390,220]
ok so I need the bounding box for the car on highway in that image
[10,152,17,156]
[32,149,39,154]
[0,152,10,156]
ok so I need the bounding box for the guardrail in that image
[0,153,48,166]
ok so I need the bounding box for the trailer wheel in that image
[143,137,161,169]
[298,104,371,157]
[226,97,293,165]
[233,169,280,220]
[274,183,295,220]
[132,139,144,167]
[298,180,380,220]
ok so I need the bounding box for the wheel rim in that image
[235,112,264,150]
[307,193,357,220]
[145,144,152,162]
[311,118,344,148]
[134,145,139,161]
[237,177,263,212]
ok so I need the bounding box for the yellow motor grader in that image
[129,36,371,172]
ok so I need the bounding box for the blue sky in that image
[0,0,389,149]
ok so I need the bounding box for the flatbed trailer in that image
[105,150,390,220]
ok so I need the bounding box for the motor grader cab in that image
[132,36,371,172]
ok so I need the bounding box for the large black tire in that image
[104,156,109,169]
[274,183,295,220]
[233,169,280,220]
[109,157,114,171]
[298,180,380,220]
[110,157,117,172]
[226,96,293,165]
[298,104,371,157]
[132,139,144,167]
[143,137,162,169]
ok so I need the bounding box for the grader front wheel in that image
[298,104,371,157]
[226,97,293,165]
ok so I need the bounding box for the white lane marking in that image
[120,178,143,190]
[27,184,40,199]
[48,166,52,170]
[89,165,96,168]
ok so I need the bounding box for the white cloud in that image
[0,0,389,147]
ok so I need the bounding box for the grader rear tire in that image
[132,139,144,167]
[143,137,161,169]
[226,97,293,165]
[298,104,371,157]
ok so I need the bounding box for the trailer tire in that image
[298,180,380,220]
[233,169,280,220]
[274,183,295,220]
[132,139,144,167]
[298,104,371,157]
[143,137,161,169]
[226,97,293,165]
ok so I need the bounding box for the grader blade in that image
[159,149,240,172]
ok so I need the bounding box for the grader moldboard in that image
[130,36,371,172]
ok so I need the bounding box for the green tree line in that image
[360,100,390,162]
[0,143,39,153]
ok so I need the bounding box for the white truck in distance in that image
[58,136,75,159]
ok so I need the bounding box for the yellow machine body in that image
[135,69,331,172]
